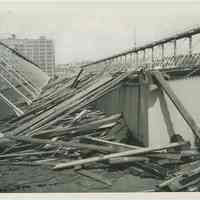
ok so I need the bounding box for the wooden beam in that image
[76,169,112,186]
[71,68,84,88]
[53,142,188,170]
[34,113,122,137]
[83,136,142,149]
[0,151,55,159]
[0,92,24,116]
[109,156,149,164]
[5,135,116,153]
[152,71,200,139]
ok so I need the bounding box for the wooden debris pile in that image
[0,69,200,192]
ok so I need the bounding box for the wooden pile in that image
[0,69,200,191]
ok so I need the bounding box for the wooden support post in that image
[115,57,118,65]
[174,40,177,58]
[161,44,164,68]
[130,53,133,64]
[135,52,139,66]
[120,56,123,65]
[152,71,200,139]
[189,36,192,55]
[143,50,146,65]
[152,47,154,68]
[124,55,127,64]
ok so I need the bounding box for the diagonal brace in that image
[152,71,200,140]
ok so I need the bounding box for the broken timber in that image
[83,136,142,150]
[4,135,116,153]
[34,113,122,137]
[53,142,188,170]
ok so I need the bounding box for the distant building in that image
[1,34,55,78]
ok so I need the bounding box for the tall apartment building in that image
[1,34,55,78]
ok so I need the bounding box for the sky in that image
[0,2,200,64]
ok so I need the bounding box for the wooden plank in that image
[53,142,188,170]
[34,113,122,137]
[109,156,149,164]
[5,135,116,153]
[76,169,112,186]
[146,152,182,160]
[10,71,135,136]
[152,71,200,139]
[83,136,142,149]
[9,76,113,135]
[158,166,200,191]
[71,109,88,124]
[71,68,84,88]
[29,79,123,135]
[0,150,55,159]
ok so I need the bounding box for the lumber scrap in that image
[0,151,55,159]
[152,71,200,139]
[34,113,122,137]
[5,135,116,153]
[8,76,112,135]
[82,136,142,149]
[158,165,200,191]
[71,109,88,124]
[30,82,122,136]
[53,142,189,170]
[76,169,112,186]
[109,156,149,164]
[133,161,168,179]
[71,68,84,88]
[10,70,135,136]
[146,152,182,160]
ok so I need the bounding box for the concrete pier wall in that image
[94,76,199,147]
[94,83,148,146]
[148,77,199,147]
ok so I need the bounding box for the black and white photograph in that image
[0,1,200,196]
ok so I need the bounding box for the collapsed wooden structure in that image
[1,27,200,192]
